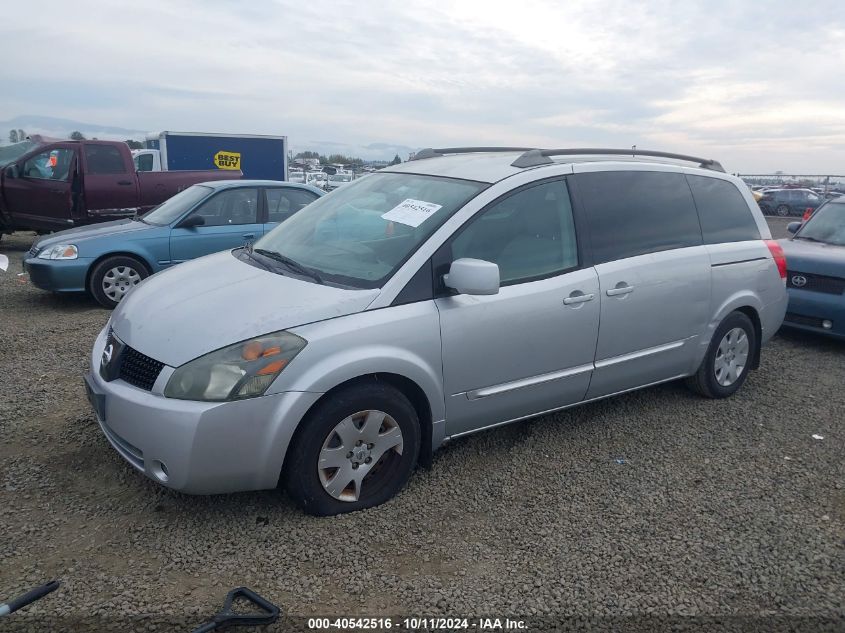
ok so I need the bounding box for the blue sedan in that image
[24,180,324,307]
[780,196,845,339]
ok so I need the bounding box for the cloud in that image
[0,0,843,171]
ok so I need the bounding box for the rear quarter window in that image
[686,175,761,244]
[84,144,126,174]
[576,170,702,264]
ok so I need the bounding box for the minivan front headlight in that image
[37,244,78,260]
[164,331,307,401]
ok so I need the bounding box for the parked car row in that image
[0,137,240,235]
[756,187,823,217]
[24,180,323,307]
[75,147,794,516]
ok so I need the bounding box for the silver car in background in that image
[84,147,788,515]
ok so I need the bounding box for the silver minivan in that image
[84,148,789,515]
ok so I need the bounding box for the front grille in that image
[787,270,845,295]
[118,345,165,391]
[784,312,826,328]
[28,244,40,258]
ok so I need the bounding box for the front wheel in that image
[776,204,791,217]
[88,255,149,309]
[686,311,757,399]
[285,381,420,515]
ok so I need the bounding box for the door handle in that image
[242,233,255,240]
[563,292,595,305]
[606,283,635,296]
[117,180,132,186]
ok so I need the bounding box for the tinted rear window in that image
[686,175,760,244]
[576,170,702,264]
[84,145,126,174]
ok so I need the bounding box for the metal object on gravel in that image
[191,587,279,632]
[0,580,60,618]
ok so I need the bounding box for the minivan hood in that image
[110,250,380,367]
[779,238,845,278]
[35,219,151,249]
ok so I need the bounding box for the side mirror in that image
[177,214,205,229]
[787,221,801,235]
[5,164,19,179]
[444,258,500,295]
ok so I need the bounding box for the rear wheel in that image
[285,381,420,515]
[776,204,791,217]
[686,311,757,399]
[88,255,149,309]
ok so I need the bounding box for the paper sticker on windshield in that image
[381,199,443,228]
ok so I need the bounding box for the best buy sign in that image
[214,151,241,170]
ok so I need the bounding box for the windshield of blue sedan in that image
[798,201,845,246]
[252,172,487,288]
[141,185,213,225]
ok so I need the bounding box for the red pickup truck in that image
[0,136,241,234]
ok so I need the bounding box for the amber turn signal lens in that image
[242,341,263,361]
[257,360,287,375]
[261,346,281,357]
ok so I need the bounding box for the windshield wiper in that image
[253,248,324,284]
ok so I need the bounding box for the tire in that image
[686,311,757,399]
[285,381,421,516]
[776,204,791,217]
[88,255,150,309]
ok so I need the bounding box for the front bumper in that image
[85,326,323,494]
[23,256,93,292]
[781,288,845,339]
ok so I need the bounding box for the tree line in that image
[8,129,143,149]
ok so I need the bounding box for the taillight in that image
[802,208,813,222]
[765,240,787,281]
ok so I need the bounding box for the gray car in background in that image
[84,148,788,515]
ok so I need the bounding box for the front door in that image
[573,168,711,399]
[169,187,262,263]
[436,178,599,437]
[3,145,77,230]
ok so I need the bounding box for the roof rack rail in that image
[412,147,533,161]
[410,146,725,172]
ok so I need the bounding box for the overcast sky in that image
[2,0,844,172]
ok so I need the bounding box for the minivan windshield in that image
[252,172,486,288]
[140,185,214,225]
[796,200,845,246]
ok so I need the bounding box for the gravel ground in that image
[1,219,842,632]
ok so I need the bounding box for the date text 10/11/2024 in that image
[306,617,527,630]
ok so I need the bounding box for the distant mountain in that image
[0,115,148,143]
[1,115,416,162]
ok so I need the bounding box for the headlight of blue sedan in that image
[37,244,78,260]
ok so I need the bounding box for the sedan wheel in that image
[102,265,142,303]
[89,255,150,309]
